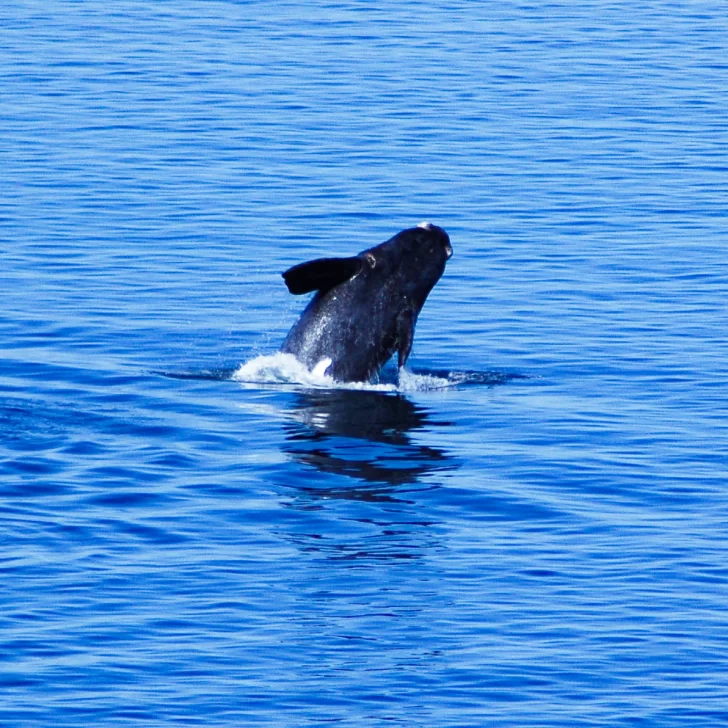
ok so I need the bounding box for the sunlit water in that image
[2,2,728,726]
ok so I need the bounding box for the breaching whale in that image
[280,222,452,383]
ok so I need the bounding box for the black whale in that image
[280,222,452,383]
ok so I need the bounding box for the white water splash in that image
[397,368,454,391]
[233,353,397,391]
[232,353,457,392]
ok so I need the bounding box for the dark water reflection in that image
[278,389,453,563]
[282,389,455,492]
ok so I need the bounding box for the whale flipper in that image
[396,308,416,369]
[282,257,362,295]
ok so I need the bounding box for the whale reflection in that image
[281,389,454,492]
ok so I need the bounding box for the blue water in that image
[3,1,728,725]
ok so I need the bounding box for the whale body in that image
[280,222,452,383]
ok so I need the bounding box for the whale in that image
[280,222,452,383]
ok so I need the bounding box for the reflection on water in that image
[282,389,455,493]
[278,389,454,563]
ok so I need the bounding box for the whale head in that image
[361,222,452,308]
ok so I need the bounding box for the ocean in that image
[2,1,728,725]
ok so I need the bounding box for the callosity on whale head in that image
[280,223,452,384]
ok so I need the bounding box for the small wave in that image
[408,368,531,387]
[154,367,239,381]
[232,354,527,392]
[397,369,453,391]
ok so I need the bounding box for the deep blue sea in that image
[2,2,728,725]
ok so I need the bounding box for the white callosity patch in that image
[417,221,452,258]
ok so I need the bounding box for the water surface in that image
[2,2,728,726]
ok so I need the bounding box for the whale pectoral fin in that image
[396,308,416,370]
[282,257,363,295]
